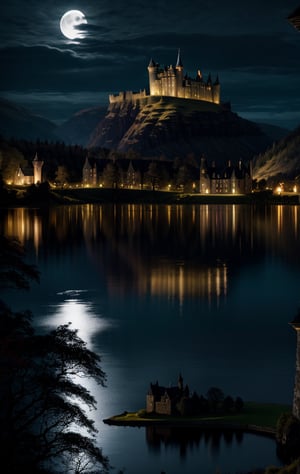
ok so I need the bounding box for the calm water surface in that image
[2,203,300,473]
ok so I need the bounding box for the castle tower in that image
[32,153,44,184]
[290,312,300,420]
[175,49,184,97]
[213,75,221,104]
[148,58,158,96]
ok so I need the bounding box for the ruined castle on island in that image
[109,49,221,105]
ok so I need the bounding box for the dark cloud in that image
[0,0,299,128]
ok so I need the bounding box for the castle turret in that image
[32,153,44,184]
[290,312,300,420]
[175,49,184,97]
[213,75,221,104]
[148,58,159,96]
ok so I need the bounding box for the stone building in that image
[82,157,97,186]
[148,50,220,104]
[15,153,44,185]
[109,50,220,105]
[199,156,252,194]
[146,374,189,415]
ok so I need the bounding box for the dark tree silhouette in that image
[0,236,109,473]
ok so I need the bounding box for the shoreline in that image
[103,402,292,439]
[2,187,300,207]
[103,415,276,438]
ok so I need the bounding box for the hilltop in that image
[88,96,276,164]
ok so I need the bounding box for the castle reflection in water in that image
[2,203,300,306]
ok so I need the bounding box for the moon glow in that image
[60,10,87,40]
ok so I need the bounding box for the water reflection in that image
[2,203,300,306]
[40,289,112,349]
[1,203,295,472]
[146,425,245,458]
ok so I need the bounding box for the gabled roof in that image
[19,166,33,177]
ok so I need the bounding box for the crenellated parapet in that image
[109,89,147,104]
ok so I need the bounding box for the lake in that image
[1,203,300,473]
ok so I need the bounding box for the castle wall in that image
[155,397,172,415]
[146,394,155,413]
[109,90,147,104]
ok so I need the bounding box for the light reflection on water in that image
[41,289,113,349]
[2,203,299,472]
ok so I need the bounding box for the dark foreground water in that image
[2,203,300,473]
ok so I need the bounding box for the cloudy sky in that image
[1,0,300,129]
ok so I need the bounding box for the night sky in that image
[1,0,300,129]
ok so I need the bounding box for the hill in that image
[0,98,58,141]
[55,106,107,146]
[253,125,300,182]
[87,96,277,164]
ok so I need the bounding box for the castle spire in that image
[176,48,183,68]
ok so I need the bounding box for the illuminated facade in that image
[148,50,220,104]
[199,156,252,194]
[109,50,220,105]
[82,157,97,186]
[15,153,44,185]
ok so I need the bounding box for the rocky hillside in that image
[88,96,278,164]
[253,125,300,181]
[0,98,58,141]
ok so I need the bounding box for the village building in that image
[15,153,44,186]
[82,156,97,186]
[199,156,252,194]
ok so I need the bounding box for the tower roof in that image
[148,58,156,67]
[176,48,183,68]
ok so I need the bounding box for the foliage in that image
[0,141,27,182]
[0,236,109,473]
[264,458,300,474]
[0,235,40,290]
[55,165,70,187]
[276,413,300,463]
[101,161,121,188]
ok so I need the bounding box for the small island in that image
[103,375,291,437]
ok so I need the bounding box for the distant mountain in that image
[87,97,279,164]
[253,125,300,181]
[56,106,107,146]
[255,122,290,142]
[0,98,58,141]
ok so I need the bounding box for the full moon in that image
[60,10,87,40]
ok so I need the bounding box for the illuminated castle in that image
[148,49,220,104]
[109,50,221,104]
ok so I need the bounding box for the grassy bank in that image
[103,402,291,434]
[53,187,300,205]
